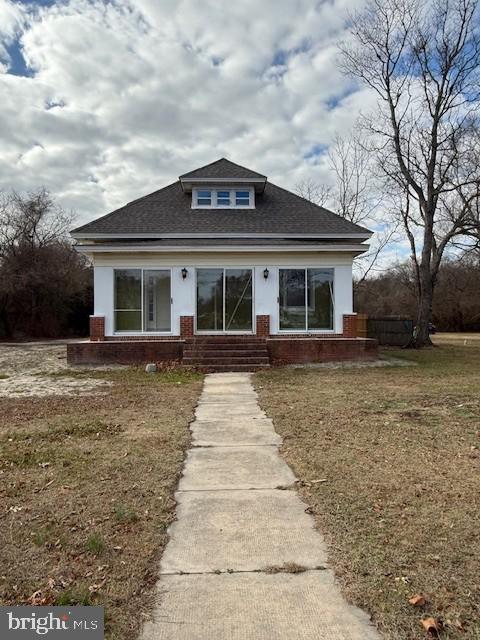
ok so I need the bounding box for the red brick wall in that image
[67,340,184,365]
[256,315,270,338]
[90,316,105,342]
[68,336,378,365]
[267,337,377,365]
[343,314,358,338]
[180,316,194,338]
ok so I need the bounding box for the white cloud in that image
[0,0,379,226]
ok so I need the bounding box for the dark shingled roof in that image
[72,160,371,238]
[179,158,266,180]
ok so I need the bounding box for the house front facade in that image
[68,159,377,369]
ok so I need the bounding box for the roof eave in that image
[75,242,370,256]
[71,231,373,241]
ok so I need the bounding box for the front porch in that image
[66,313,378,369]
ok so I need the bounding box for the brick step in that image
[183,356,270,366]
[182,363,270,372]
[184,348,269,358]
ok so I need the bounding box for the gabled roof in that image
[179,158,266,181]
[71,159,372,239]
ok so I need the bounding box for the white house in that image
[68,158,377,369]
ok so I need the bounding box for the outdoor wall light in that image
[263,268,269,280]
[181,268,188,280]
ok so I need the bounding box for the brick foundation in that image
[89,316,105,342]
[256,315,270,337]
[180,315,194,338]
[342,314,358,338]
[67,340,184,365]
[68,335,378,366]
[267,337,377,365]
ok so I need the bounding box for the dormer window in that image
[193,187,254,209]
[217,191,231,206]
[235,190,250,206]
[197,190,212,206]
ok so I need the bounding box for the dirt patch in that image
[288,356,415,370]
[255,344,480,639]
[0,343,118,397]
[0,365,203,639]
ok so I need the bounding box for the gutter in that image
[74,243,370,255]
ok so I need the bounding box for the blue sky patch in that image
[3,39,33,77]
[18,0,57,6]
[304,143,328,161]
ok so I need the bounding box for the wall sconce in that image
[263,268,269,280]
[181,267,188,280]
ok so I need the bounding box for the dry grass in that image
[0,366,203,639]
[255,344,480,639]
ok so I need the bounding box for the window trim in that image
[277,267,335,333]
[192,187,255,209]
[113,267,173,335]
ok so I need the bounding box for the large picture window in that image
[196,268,253,332]
[279,268,334,331]
[114,269,171,332]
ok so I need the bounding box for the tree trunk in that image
[414,265,433,347]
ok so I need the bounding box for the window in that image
[114,269,142,331]
[192,188,253,208]
[197,190,212,206]
[235,190,250,206]
[196,268,253,332]
[114,269,171,332]
[143,270,171,332]
[279,268,334,331]
[217,190,231,206]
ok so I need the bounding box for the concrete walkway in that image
[141,373,380,640]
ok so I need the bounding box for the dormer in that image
[179,158,267,210]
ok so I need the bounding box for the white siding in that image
[92,252,354,336]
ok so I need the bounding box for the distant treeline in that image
[0,190,92,339]
[355,257,480,332]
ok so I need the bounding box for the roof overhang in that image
[75,242,370,256]
[179,177,267,193]
[71,232,373,241]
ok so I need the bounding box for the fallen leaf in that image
[421,617,442,636]
[409,594,426,607]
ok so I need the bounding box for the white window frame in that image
[277,267,335,333]
[192,187,255,209]
[113,268,173,335]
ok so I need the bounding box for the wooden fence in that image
[364,315,413,347]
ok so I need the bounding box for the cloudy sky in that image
[0,0,382,230]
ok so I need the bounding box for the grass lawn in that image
[0,367,203,639]
[255,343,480,639]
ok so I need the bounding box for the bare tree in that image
[340,0,480,346]
[328,133,379,224]
[0,189,91,337]
[296,133,393,281]
[0,188,74,255]
[295,178,332,207]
